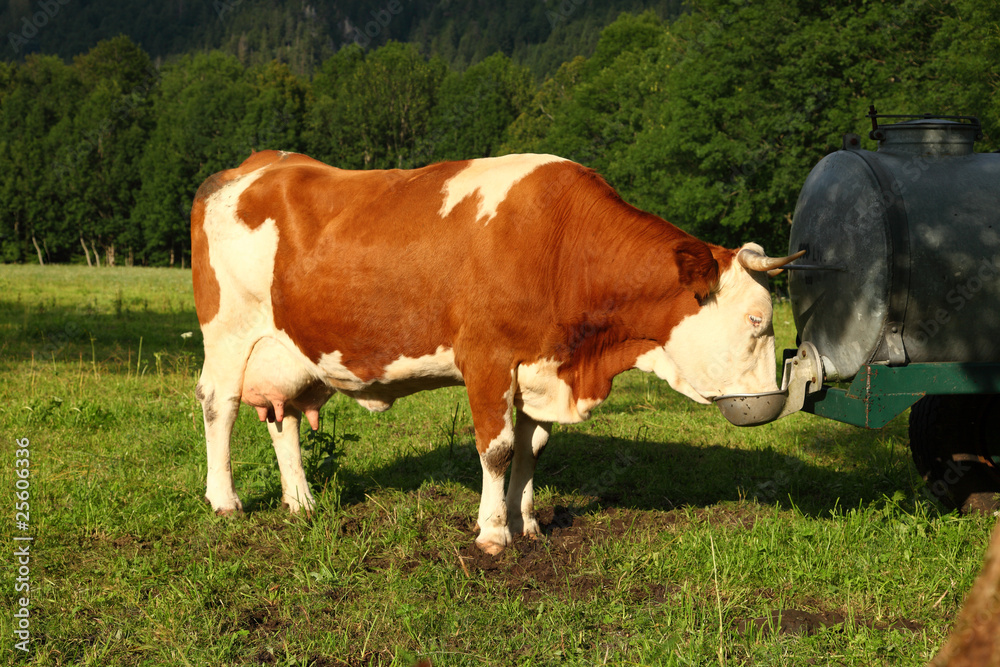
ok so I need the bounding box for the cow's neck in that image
[550,199,713,404]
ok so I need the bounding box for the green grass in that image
[0,264,993,666]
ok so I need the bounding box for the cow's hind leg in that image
[196,367,244,514]
[265,405,315,514]
[506,409,551,538]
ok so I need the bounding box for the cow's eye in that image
[748,314,763,327]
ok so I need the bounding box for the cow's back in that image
[192,151,589,385]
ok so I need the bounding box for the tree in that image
[0,55,84,264]
[345,41,446,168]
[503,1,997,256]
[621,0,962,251]
[133,51,255,266]
[923,0,1000,150]
[422,52,534,162]
[502,11,669,170]
[302,44,365,167]
[306,42,445,170]
[58,35,156,266]
[240,60,309,155]
[3,1,999,267]
[501,55,588,156]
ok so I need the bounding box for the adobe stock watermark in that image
[7,0,71,54]
[350,0,411,49]
[577,448,640,500]
[213,0,243,21]
[546,0,587,28]
[872,0,934,45]
[910,255,1000,346]
[921,457,974,507]
[755,452,806,502]
[850,149,934,223]
[13,437,33,656]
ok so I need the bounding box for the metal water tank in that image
[788,113,1000,381]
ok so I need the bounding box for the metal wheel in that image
[908,394,1000,513]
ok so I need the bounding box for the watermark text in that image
[13,437,32,655]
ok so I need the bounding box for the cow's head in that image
[637,243,804,404]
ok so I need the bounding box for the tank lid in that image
[866,106,982,156]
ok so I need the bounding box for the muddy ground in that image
[338,493,925,640]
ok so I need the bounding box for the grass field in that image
[0,264,994,666]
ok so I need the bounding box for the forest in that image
[1,0,998,267]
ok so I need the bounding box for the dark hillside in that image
[2,0,682,76]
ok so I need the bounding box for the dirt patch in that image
[338,516,364,537]
[237,604,288,635]
[736,608,848,635]
[312,654,390,667]
[422,505,629,603]
[249,650,390,666]
[734,599,924,636]
[455,506,588,566]
[344,498,752,604]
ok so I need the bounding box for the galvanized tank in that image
[788,115,1000,381]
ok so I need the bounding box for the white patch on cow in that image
[575,397,604,419]
[635,244,779,402]
[634,346,709,404]
[316,347,465,412]
[354,398,391,412]
[199,168,285,406]
[265,410,315,513]
[200,167,281,348]
[316,351,389,410]
[316,351,367,391]
[439,153,567,224]
[382,346,464,383]
[516,358,601,423]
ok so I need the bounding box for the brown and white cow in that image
[191,150,800,554]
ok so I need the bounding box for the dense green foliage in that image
[1,0,998,266]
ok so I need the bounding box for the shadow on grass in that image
[0,300,201,365]
[321,419,921,520]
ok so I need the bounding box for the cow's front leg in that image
[468,369,517,555]
[506,409,551,538]
[476,445,512,555]
[265,405,315,514]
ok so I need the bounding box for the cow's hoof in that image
[475,539,506,556]
[214,507,243,517]
[205,495,243,516]
[281,500,315,519]
[522,518,542,538]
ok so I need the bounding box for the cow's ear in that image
[674,239,719,302]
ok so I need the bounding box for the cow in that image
[927,519,1000,666]
[191,150,802,554]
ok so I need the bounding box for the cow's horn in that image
[737,247,806,274]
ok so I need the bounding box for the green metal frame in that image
[799,361,1000,429]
